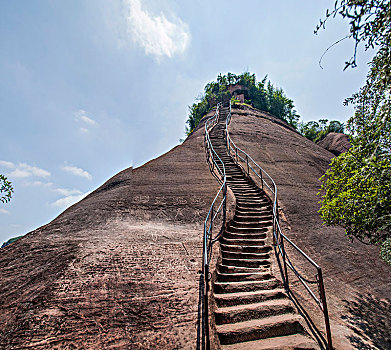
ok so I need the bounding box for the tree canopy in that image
[317,0,390,263]
[299,119,345,143]
[186,72,299,134]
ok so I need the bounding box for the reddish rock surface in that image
[228,105,390,350]
[0,105,390,349]
[0,112,222,350]
[317,132,351,156]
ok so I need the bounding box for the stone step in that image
[229,186,259,191]
[217,271,273,283]
[218,264,268,274]
[235,195,266,201]
[231,220,271,228]
[214,289,286,308]
[221,251,270,261]
[214,279,280,294]
[220,243,271,254]
[216,314,305,345]
[221,333,319,350]
[235,201,269,208]
[220,237,267,246]
[224,231,267,240]
[227,224,269,232]
[233,214,273,222]
[222,258,271,269]
[230,187,261,192]
[235,207,271,214]
[215,299,294,325]
[234,195,268,201]
[227,180,250,186]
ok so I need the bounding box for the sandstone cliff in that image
[0,106,389,349]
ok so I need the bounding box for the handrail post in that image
[223,183,227,224]
[273,219,276,246]
[281,235,289,289]
[318,268,333,349]
[259,168,263,190]
[205,262,210,350]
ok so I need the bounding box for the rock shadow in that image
[342,294,391,349]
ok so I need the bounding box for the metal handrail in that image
[225,102,333,349]
[202,103,227,350]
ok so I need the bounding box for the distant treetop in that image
[186,72,300,134]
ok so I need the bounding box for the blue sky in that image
[0,0,374,243]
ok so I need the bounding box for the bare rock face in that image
[1,105,390,350]
[0,111,222,350]
[317,132,351,156]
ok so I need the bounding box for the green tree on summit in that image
[186,72,299,134]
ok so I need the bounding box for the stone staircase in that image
[209,106,319,349]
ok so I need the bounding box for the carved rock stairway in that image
[209,107,319,349]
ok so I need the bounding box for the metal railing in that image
[202,103,227,350]
[225,102,333,349]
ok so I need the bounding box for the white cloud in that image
[25,181,53,188]
[7,163,50,179]
[75,109,97,125]
[63,165,92,180]
[53,188,82,196]
[125,0,190,60]
[74,109,98,133]
[0,208,10,215]
[8,168,31,178]
[0,160,15,168]
[24,181,83,198]
[52,191,91,208]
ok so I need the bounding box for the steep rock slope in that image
[1,105,390,350]
[0,113,220,350]
[228,105,391,350]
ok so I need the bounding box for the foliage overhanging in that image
[317,0,390,262]
[0,174,13,204]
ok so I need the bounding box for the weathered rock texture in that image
[0,105,390,350]
[228,105,391,350]
[0,112,223,350]
[317,132,351,156]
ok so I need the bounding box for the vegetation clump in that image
[298,119,344,143]
[186,72,347,145]
[1,235,23,248]
[186,72,299,134]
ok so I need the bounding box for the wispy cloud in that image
[4,162,51,179]
[74,109,98,133]
[52,191,91,208]
[24,181,86,208]
[63,165,92,180]
[0,208,10,215]
[25,181,53,188]
[53,188,82,197]
[125,0,190,61]
[0,160,15,168]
